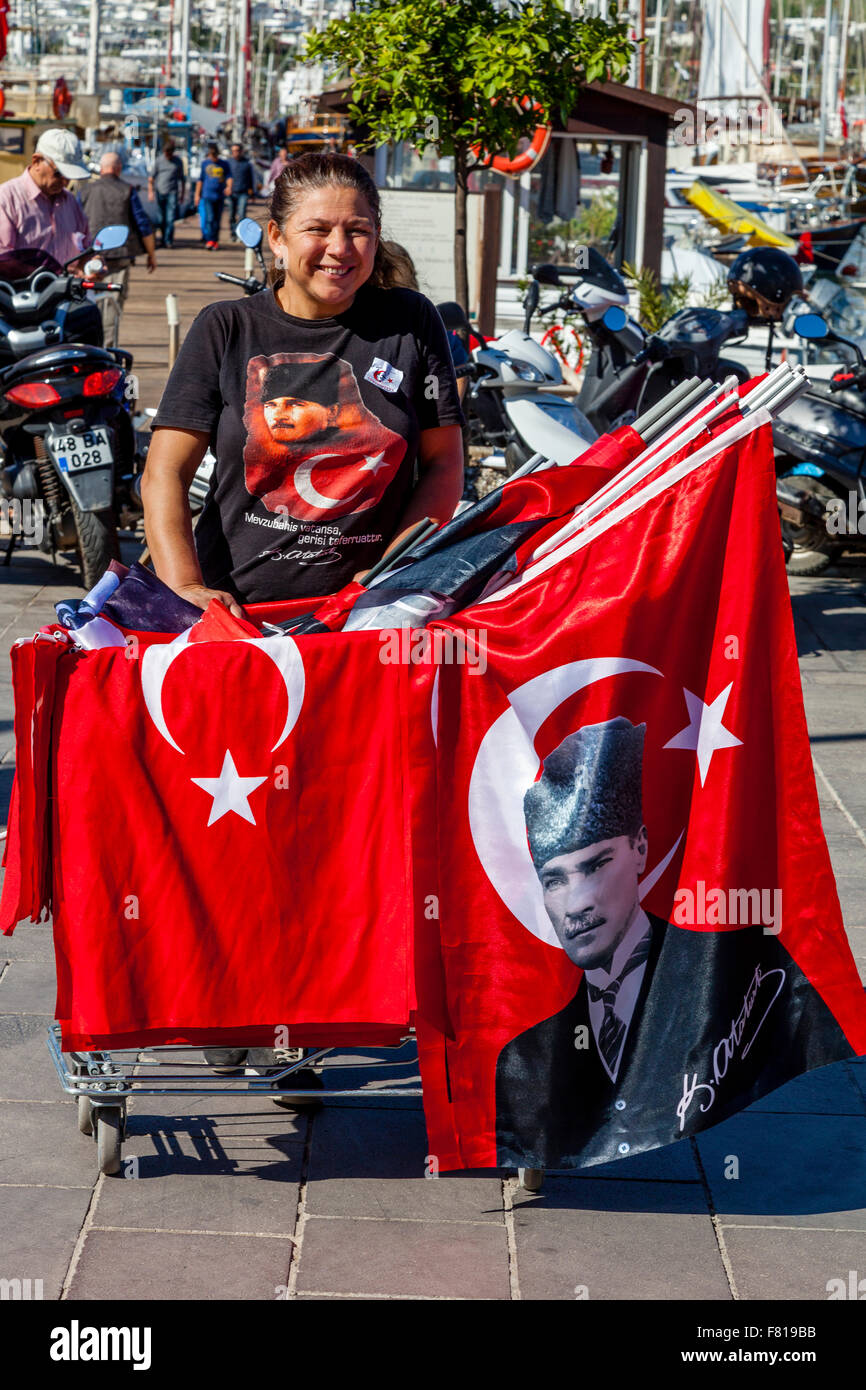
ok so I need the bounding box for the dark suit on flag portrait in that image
[494,716,854,1171]
[495,911,853,1170]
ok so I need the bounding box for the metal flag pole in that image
[635,380,716,442]
[359,518,439,585]
[639,378,738,447]
[630,377,702,436]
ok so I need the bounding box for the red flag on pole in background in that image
[211,67,221,109]
[0,2,9,64]
[416,413,866,1172]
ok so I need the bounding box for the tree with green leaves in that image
[306,0,632,314]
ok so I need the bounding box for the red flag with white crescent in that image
[416,412,866,1172]
[2,620,414,1049]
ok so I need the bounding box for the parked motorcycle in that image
[0,225,141,588]
[526,251,751,438]
[454,270,603,477]
[774,309,866,575]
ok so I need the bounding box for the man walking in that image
[80,151,157,346]
[0,128,92,266]
[226,142,255,239]
[148,137,185,249]
[194,142,232,251]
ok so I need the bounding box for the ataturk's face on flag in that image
[522,715,648,969]
[538,831,648,972]
[262,394,334,443]
[243,351,407,523]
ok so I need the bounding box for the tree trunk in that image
[453,143,470,317]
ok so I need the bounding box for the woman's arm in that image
[382,423,464,555]
[140,427,247,618]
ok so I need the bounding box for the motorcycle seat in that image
[656,306,749,352]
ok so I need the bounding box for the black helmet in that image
[727,247,804,322]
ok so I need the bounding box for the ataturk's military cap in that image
[524,716,645,871]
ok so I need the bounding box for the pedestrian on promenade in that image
[0,128,92,266]
[148,137,186,249]
[266,146,289,191]
[195,142,233,250]
[227,142,256,239]
[79,151,157,346]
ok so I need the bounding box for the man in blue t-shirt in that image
[194,142,233,250]
[226,142,256,240]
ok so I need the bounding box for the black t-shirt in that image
[151,284,464,603]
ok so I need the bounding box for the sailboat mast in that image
[819,0,834,155]
[650,0,664,92]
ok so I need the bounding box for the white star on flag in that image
[191,750,268,826]
[360,451,388,474]
[663,683,743,786]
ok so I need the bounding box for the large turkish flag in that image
[3,623,415,1049]
[417,412,866,1172]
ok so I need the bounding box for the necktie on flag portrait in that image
[415,407,866,1173]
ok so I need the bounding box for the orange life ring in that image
[53,77,72,120]
[472,99,552,177]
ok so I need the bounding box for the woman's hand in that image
[175,583,248,620]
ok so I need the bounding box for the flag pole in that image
[630,377,702,436]
[360,517,438,584]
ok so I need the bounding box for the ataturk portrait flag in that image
[416,413,866,1172]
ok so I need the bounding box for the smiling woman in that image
[141,152,465,613]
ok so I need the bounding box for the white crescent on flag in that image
[141,632,305,756]
[468,656,683,949]
[293,453,362,511]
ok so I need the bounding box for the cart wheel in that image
[519,1166,545,1192]
[77,1095,93,1136]
[95,1107,123,1175]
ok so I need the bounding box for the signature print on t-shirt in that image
[242,351,407,523]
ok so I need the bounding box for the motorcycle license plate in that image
[46,427,113,472]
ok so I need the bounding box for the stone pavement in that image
[1,546,865,1301]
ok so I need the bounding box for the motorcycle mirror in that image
[531,263,561,287]
[92,225,129,253]
[793,313,829,340]
[602,305,628,332]
[236,218,263,250]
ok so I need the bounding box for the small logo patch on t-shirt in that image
[365,357,404,393]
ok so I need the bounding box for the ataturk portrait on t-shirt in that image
[242,351,407,522]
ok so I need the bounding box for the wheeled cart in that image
[46,1024,545,1189]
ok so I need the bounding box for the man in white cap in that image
[0,128,92,267]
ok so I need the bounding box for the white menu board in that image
[378,189,482,310]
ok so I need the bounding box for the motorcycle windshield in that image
[0,247,63,285]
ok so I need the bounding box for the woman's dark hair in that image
[268,152,415,292]
[379,240,419,291]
